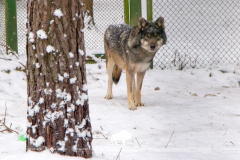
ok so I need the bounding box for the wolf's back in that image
[104,24,131,50]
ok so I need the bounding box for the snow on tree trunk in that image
[26,0,92,157]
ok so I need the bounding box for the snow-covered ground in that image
[0,1,240,159]
[0,53,240,160]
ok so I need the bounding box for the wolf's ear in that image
[155,17,165,30]
[138,17,150,32]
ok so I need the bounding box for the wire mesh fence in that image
[0,0,6,54]
[153,0,240,69]
[0,0,27,55]
[16,0,27,55]
[84,0,124,49]
[0,0,239,69]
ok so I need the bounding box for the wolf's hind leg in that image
[105,58,115,99]
[135,71,146,107]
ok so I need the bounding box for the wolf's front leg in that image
[135,71,146,106]
[126,70,137,110]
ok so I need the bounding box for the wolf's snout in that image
[150,44,156,50]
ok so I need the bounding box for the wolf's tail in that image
[112,64,122,84]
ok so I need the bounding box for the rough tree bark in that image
[26,0,92,158]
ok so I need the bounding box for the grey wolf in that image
[104,17,167,110]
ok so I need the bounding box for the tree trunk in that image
[26,0,92,158]
[82,0,94,25]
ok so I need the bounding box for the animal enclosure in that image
[0,0,239,68]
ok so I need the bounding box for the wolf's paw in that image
[105,94,113,99]
[135,102,144,107]
[128,106,137,110]
[128,103,137,110]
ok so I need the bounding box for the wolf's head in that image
[138,17,167,52]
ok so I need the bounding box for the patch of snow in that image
[66,128,74,137]
[39,97,44,104]
[53,9,63,19]
[51,103,56,109]
[30,136,45,147]
[58,74,64,82]
[28,106,34,117]
[50,20,54,24]
[82,84,88,91]
[69,52,74,58]
[78,49,84,56]
[111,130,132,145]
[70,76,77,84]
[28,32,35,43]
[35,63,40,68]
[46,45,55,53]
[36,29,47,39]
[64,73,69,78]
[75,98,84,106]
[33,105,40,113]
[44,88,52,95]
[57,141,65,152]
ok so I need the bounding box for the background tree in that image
[82,0,94,26]
[26,0,92,157]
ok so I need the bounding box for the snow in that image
[36,29,47,39]
[57,141,65,152]
[1,53,240,159]
[75,99,84,106]
[28,32,34,43]
[50,20,54,24]
[33,105,40,113]
[82,84,88,91]
[78,49,84,56]
[66,128,74,137]
[46,45,55,53]
[44,88,52,95]
[35,63,40,68]
[70,76,77,84]
[75,62,79,67]
[53,9,63,19]
[111,130,133,145]
[1,1,240,159]
[63,73,69,78]
[33,136,45,147]
[69,52,74,58]
[58,74,64,82]
[39,97,44,104]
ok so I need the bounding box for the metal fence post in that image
[5,0,18,54]
[147,0,153,69]
[129,0,141,27]
[124,0,129,24]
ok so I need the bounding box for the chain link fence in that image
[0,0,27,55]
[84,0,124,49]
[0,0,6,54]
[0,0,239,68]
[153,0,240,69]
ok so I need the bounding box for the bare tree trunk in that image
[26,0,92,158]
[82,0,94,25]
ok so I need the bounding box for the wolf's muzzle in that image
[150,44,156,50]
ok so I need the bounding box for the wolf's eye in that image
[143,34,149,39]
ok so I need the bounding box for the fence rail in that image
[0,0,239,69]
